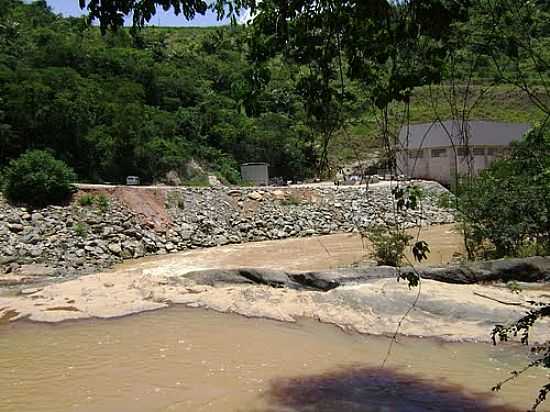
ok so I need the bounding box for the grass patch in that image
[78,194,95,207]
[280,194,302,206]
[74,222,88,238]
[183,176,210,187]
[239,180,256,187]
[94,193,110,212]
[77,193,110,212]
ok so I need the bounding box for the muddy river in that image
[1,307,547,412]
[117,223,465,274]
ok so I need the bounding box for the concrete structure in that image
[240,162,269,186]
[397,121,530,185]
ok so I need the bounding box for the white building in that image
[397,121,531,185]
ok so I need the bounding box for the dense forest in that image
[0,0,319,184]
[1,0,547,185]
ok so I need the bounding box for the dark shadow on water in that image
[263,366,520,412]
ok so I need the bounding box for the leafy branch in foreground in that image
[374,183,430,366]
[491,302,550,411]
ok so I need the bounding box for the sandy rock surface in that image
[1,263,548,343]
[2,223,547,343]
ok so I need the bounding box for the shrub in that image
[216,159,240,184]
[94,193,110,212]
[78,192,110,211]
[458,126,550,259]
[366,225,413,267]
[73,222,88,238]
[183,176,210,187]
[281,194,302,206]
[166,191,185,210]
[3,150,77,207]
[437,191,455,209]
[78,194,95,207]
[506,280,522,294]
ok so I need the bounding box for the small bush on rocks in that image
[73,222,88,238]
[281,194,302,206]
[94,193,110,212]
[366,225,413,267]
[78,193,110,211]
[3,150,76,207]
[78,194,95,207]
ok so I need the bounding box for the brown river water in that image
[1,307,548,412]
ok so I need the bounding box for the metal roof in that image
[241,162,269,166]
[399,121,531,149]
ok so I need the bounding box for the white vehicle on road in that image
[126,176,140,186]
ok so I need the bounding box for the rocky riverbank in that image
[1,252,548,343]
[0,181,454,286]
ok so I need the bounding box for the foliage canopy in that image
[3,149,77,207]
[459,125,550,258]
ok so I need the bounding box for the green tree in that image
[3,149,77,207]
[458,125,550,258]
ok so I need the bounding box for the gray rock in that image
[7,216,21,224]
[108,243,122,255]
[179,224,195,240]
[404,256,550,284]
[0,256,17,265]
[20,287,42,295]
[182,257,550,292]
[31,213,44,222]
[121,242,135,259]
[165,170,182,186]
[208,175,223,187]
[29,246,43,258]
[17,264,56,277]
[247,191,263,201]
[133,243,145,258]
[8,223,24,233]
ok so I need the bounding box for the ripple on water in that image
[0,307,545,412]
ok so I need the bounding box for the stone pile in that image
[0,181,454,285]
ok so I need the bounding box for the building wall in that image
[398,145,506,186]
[428,147,453,184]
[397,148,429,179]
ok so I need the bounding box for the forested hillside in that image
[0,0,316,184]
[0,0,546,184]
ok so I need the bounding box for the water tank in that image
[240,163,269,186]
